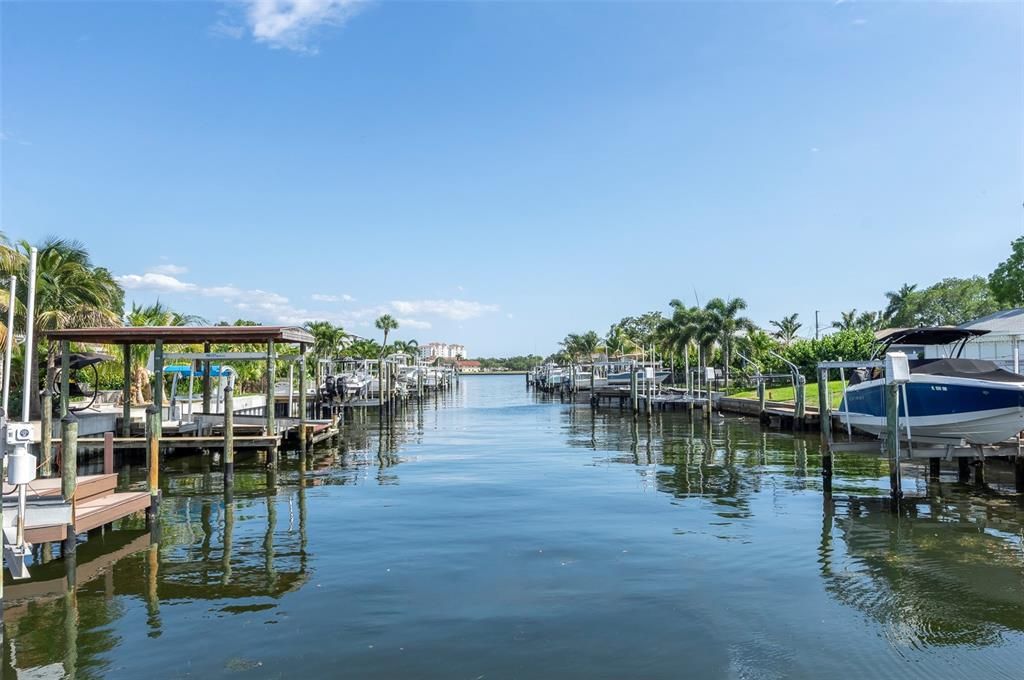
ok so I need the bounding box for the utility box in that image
[885,351,911,385]
[705,367,716,381]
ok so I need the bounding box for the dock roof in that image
[43,325,314,346]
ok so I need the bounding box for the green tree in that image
[769,313,801,346]
[0,238,124,415]
[702,297,754,388]
[989,235,1024,307]
[374,315,399,356]
[883,283,917,325]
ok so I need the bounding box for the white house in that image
[921,309,1024,372]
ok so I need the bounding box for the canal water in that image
[4,375,1024,678]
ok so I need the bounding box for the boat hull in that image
[607,370,670,385]
[837,375,1024,445]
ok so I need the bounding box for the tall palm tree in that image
[124,300,203,403]
[374,315,399,356]
[832,309,858,331]
[0,238,124,415]
[304,320,348,388]
[884,283,917,325]
[604,324,634,360]
[702,297,754,389]
[769,313,801,346]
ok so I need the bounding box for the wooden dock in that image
[2,474,150,544]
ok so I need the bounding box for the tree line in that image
[553,235,1024,385]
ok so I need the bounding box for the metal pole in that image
[2,275,16,412]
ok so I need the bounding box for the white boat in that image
[836,328,1024,445]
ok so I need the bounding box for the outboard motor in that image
[324,375,337,400]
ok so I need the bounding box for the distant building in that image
[457,360,482,373]
[420,342,467,360]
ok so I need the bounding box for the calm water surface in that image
[4,375,1024,678]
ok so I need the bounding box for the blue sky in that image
[2,1,1021,356]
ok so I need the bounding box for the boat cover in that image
[909,358,1022,383]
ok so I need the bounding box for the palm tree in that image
[604,324,634,360]
[304,320,348,388]
[833,309,858,331]
[0,238,124,416]
[702,297,754,389]
[884,283,917,326]
[391,339,419,358]
[124,301,202,404]
[769,313,801,346]
[374,315,399,356]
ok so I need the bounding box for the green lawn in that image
[729,379,847,409]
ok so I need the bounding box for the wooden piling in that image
[958,456,971,482]
[60,340,70,417]
[299,347,308,454]
[122,343,133,436]
[266,340,276,436]
[153,339,163,436]
[794,375,806,430]
[929,458,941,479]
[885,381,902,508]
[224,381,235,486]
[40,384,53,476]
[630,365,639,415]
[817,367,832,493]
[145,405,160,524]
[202,341,212,414]
[61,413,78,555]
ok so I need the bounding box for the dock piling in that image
[60,413,78,556]
[41,384,53,476]
[884,382,902,509]
[146,405,160,524]
[224,381,235,486]
[816,367,832,493]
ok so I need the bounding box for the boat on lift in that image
[836,327,1024,445]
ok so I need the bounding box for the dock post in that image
[224,381,235,486]
[957,456,970,483]
[794,375,806,431]
[153,339,164,437]
[202,341,212,414]
[929,458,941,479]
[630,366,639,416]
[266,340,276,436]
[817,367,832,493]
[146,405,160,525]
[122,343,132,436]
[885,382,902,509]
[60,413,78,556]
[757,378,766,417]
[299,347,308,455]
[60,340,70,417]
[40,384,53,476]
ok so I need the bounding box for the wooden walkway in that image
[2,474,150,544]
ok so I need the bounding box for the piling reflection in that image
[3,402,423,678]
[561,404,1024,650]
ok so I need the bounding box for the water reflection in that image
[4,381,1024,678]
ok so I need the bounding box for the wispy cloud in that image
[116,272,196,293]
[851,18,868,26]
[311,292,355,303]
[390,299,499,321]
[150,263,188,275]
[397,318,432,330]
[215,0,363,53]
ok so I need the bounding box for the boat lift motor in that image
[324,375,337,401]
[3,420,38,579]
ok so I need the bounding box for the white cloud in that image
[396,318,432,330]
[851,18,867,25]
[116,272,197,293]
[310,292,354,302]
[389,299,499,321]
[150,263,188,275]
[219,0,363,53]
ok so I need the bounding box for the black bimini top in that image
[910,358,1022,383]
[875,327,989,348]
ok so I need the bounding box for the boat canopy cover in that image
[910,358,1022,383]
[163,364,230,377]
[67,352,115,370]
[874,326,989,348]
